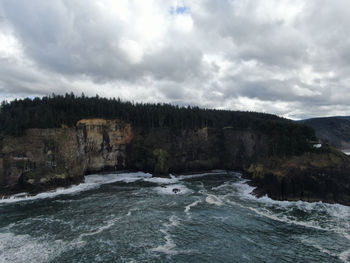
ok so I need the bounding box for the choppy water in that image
[0,171,349,263]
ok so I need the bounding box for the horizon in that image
[1,1,350,120]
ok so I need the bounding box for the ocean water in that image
[0,171,349,263]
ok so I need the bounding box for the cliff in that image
[126,127,269,174]
[0,119,133,195]
[1,118,350,206]
[245,145,350,206]
[0,119,269,195]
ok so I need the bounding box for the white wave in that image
[224,198,244,209]
[79,217,120,239]
[151,230,178,255]
[0,172,152,204]
[144,175,179,185]
[151,215,179,255]
[205,194,223,206]
[84,172,152,184]
[0,171,230,204]
[177,170,237,180]
[184,199,201,214]
[167,215,180,227]
[154,184,193,195]
[234,179,350,215]
[229,179,350,245]
[211,181,234,190]
[0,232,65,263]
[70,216,121,248]
[233,179,350,263]
[248,206,331,231]
[151,215,196,256]
[0,170,236,204]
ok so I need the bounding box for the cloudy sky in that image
[0,0,349,119]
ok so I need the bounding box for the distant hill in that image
[335,116,350,121]
[300,117,350,149]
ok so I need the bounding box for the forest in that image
[0,93,316,155]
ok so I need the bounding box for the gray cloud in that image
[0,0,350,119]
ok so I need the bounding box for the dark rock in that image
[172,188,180,194]
[245,149,350,206]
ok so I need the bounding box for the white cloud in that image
[0,0,350,119]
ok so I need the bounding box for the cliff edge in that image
[1,118,350,206]
[245,145,350,206]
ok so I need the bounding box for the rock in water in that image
[173,188,180,194]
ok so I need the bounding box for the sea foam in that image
[0,232,65,263]
[0,172,152,204]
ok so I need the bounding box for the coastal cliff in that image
[0,119,273,195]
[1,118,350,205]
[1,93,350,205]
[245,145,350,206]
[0,119,133,194]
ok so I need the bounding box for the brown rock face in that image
[1,118,349,205]
[0,119,134,194]
[76,119,133,173]
[0,128,84,194]
[0,120,269,195]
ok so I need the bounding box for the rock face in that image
[1,118,350,206]
[0,119,133,194]
[0,119,268,194]
[245,146,350,206]
[76,119,133,173]
[126,127,268,175]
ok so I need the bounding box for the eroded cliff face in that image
[0,128,82,194]
[245,146,350,206]
[0,119,269,194]
[0,119,133,194]
[1,118,349,205]
[126,127,268,175]
[76,119,133,173]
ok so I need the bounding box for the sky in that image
[0,0,349,120]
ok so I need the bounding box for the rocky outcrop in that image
[0,119,133,195]
[76,119,133,173]
[2,118,350,206]
[126,127,268,175]
[245,146,350,206]
[0,120,269,194]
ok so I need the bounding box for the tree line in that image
[0,93,316,155]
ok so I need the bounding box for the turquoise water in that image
[0,171,349,263]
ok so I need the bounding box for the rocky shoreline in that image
[244,149,350,206]
[1,118,350,206]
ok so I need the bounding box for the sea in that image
[0,171,349,263]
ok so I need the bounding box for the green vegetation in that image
[25,171,68,185]
[153,149,169,175]
[0,93,316,156]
